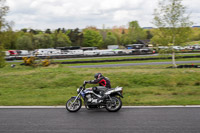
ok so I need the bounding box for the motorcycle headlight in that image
[77,88,80,93]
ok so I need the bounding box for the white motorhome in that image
[192,45,200,50]
[171,46,184,50]
[17,50,29,56]
[63,50,84,55]
[83,50,99,56]
[111,49,124,54]
[34,49,61,56]
[158,46,169,49]
[122,49,133,54]
[98,50,115,55]
[183,45,193,50]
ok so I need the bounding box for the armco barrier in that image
[59,55,200,64]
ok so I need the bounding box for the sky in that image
[5,0,200,30]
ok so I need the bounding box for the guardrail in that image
[57,55,200,64]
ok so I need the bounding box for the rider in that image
[86,73,111,88]
[85,73,111,101]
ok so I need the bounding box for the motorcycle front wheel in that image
[106,97,122,112]
[66,97,82,112]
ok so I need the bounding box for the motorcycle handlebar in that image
[82,81,88,88]
[83,81,89,85]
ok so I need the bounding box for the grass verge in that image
[1,58,200,106]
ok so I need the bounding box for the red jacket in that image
[89,77,111,88]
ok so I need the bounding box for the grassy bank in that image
[1,59,200,106]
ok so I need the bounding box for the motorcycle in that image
[66,81,123,112]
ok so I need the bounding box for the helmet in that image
[94,73,103,79]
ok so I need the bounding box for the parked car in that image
[8,50,18,56]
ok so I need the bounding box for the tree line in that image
[2,21,151,50]
[3,23,200,51]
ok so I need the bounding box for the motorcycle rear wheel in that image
[66,97,82,112]
[105,97,122,112]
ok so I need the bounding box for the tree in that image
[152,0,193,67]
[0,0,9,31]
[21,28,28,33]
[67,28,83,46]
[128,21,146,44]
[146,30,153,40]
[29,29,42,35]
[111,26,125,46]
[45,29,52,34]
[52,31,71,47]
[121,34,130,46]
[190,27,200,41]
[3,30,18,49]
[16,34,33,50]
[82,29,103,48]
[0,0,9,68]
[103,32,118,48]
[33,34,53,48]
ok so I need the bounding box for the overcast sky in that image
[5,0,200,30]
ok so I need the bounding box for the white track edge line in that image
[0,105,200,109]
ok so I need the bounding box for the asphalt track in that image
[0,106,200,133]
[70,60,200,68]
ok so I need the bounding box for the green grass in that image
[1,58,200,106]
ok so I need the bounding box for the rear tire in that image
[66,97,82,112]
[105,97,122,112]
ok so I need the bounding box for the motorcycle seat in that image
[96,86,107,92]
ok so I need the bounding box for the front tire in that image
[66,97,82,112]
[106,97,122,112]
